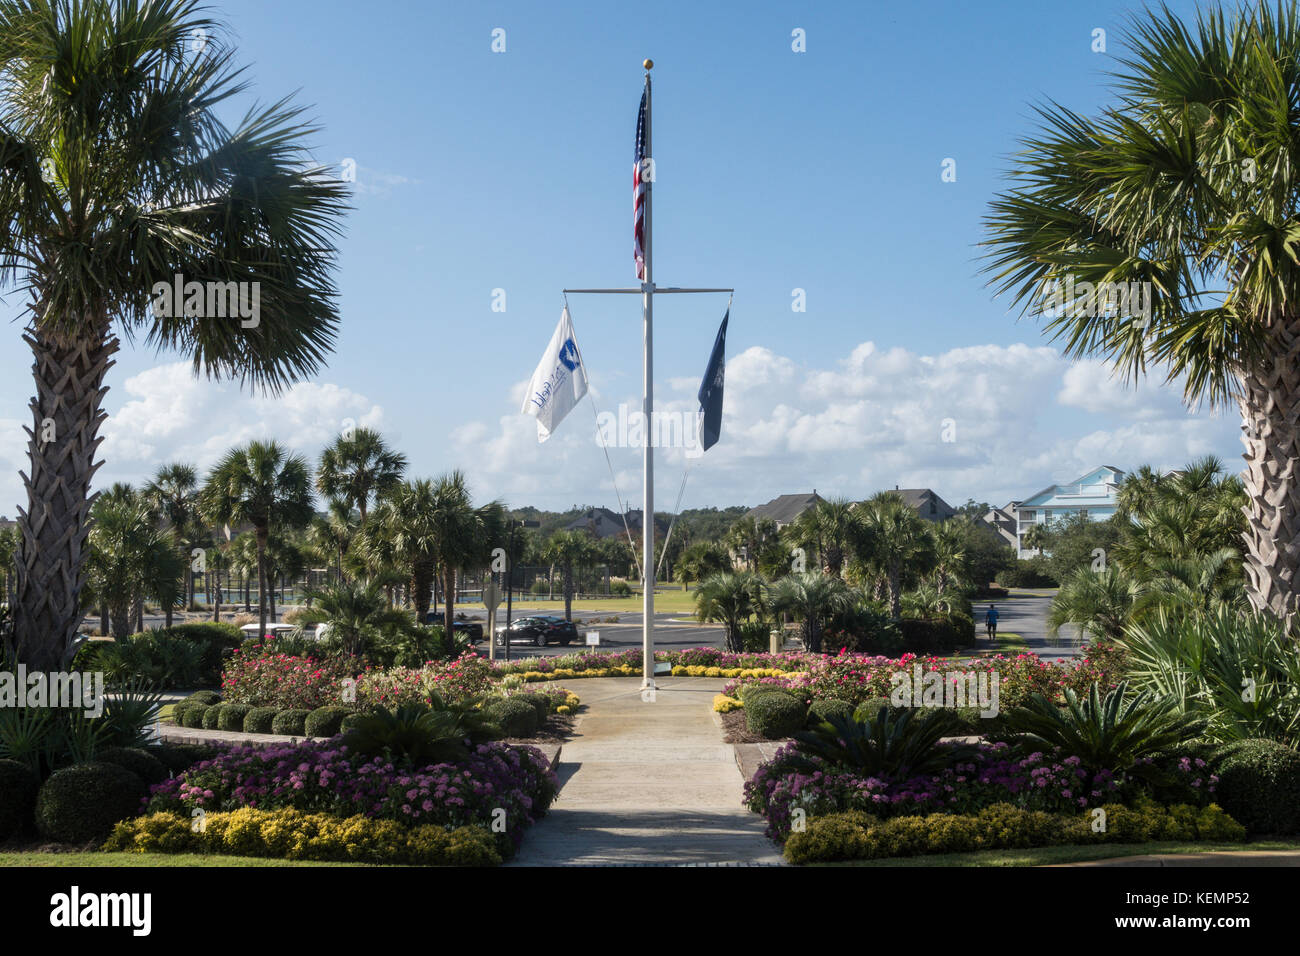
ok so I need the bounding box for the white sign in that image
[585,630,600,646]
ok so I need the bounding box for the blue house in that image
[1013,465,1125,558]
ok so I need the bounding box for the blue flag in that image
[697,307,728,451]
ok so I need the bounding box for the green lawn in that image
[818,840,1300,867]
[0,851,369,867]
[971,632,1028,654]
[488,588,702,616]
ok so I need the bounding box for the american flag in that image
[633,88,647,280]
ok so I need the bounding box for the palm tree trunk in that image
[564,563,573,622]
[443,566,456,634]
[212,564,222,623]
[256,528,269,637]
[1240,348,1300,622]
[888,563,903,620]
[11,329,117,669]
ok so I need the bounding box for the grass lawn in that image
[482,588,702,617]
[0,851,368,867]
[817,839,1300,867]
[970,632,1028,654]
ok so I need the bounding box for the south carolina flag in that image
[522,306,589,442]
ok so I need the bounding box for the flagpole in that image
[640,60,655,689]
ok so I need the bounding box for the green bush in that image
[745,693,807,740]
[201,703,223,730]
[243,707,279,735]
[738,683,803,706]
[146,743,218,775]
[304,706,352,738]
[610,580,633,597]
[180,703,210,728]
[270,709,311,736]
[483,698,539,738]
[807,698,855,727]
[339,713,366,733]
[995,560,1058,589]
[104,809,502,865]
[0,758,40,839]
[514,694,552,722]
[182,690,222,707]
[95,747,169,786]
[217,704,253,732]
[1213,738,1300,835]
[35,762,147,844]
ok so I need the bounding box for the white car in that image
[239,622,298,640]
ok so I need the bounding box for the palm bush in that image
[694,571,766,653]
[769,572,853,654]
[296,580,414,660]
[1118,606,1300,747]
[342,697,498,765]
[788,706,972,778]
[1002,681,1200,776]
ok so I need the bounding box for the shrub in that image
[483,698,540,738]
[738,683,802,706]
[304,706,352,738]
[746,693,807,740]
[95,747,169,786]
[243,707,279,735]
[270,709,311,737]
[217,704,253,732]
[201,704,223,730]
[1213,738,1300,835]
[35,762,147,844]
[180,704,210,728]
[514,694,553,722]
[221,649,360,710]
[104,808,502,865]
[995,561,1057,589]
[147,744,219,775]
[182,690,222,707]
[609,580,633,597]
[807,698,855,727]
[339,713,366,732]
[0,758,39,838]
[898,617,970,653]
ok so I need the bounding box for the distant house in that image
[564,507,666,540]
[1012,465,1125,558]
[744,491,824,530]
[982,504,1019,549]
[892,488,956,523]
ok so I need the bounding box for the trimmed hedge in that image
[96,747,169,786]
[339,713,366,733]
[783,801,1246,864]
[217,704,254,732]
[738,684,803,706]
[746,693,807,739]
[35,762,148,844]
[304,706,352,738]
[104,808,502,865]
[180,703,210,728]
[183,690,222,707]
[1213,738,1300,835]
[0,758,40,839]
[483,698,539,738]
[807,698,855,727]
[270,709,311,737]
[243,707,279,735]
[201,704,223,730]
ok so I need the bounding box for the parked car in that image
[494,615,581,648]
[238,622,299,641]
[422,612,484,642]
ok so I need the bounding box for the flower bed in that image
[144,739,557,854]
[356,652,497,708]
[221,649,363,711]
[745,741,1220,843]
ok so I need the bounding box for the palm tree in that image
[787,498,857,576]
[676,540,730,591]
[1047,565,1143,642]
[854,492,936,620]
[84,486,183,639]
[296,581,411,658]
[769,571,853,654]
[928,519,969,596]
[725,515,781,573]
[0,1,346,669]
[316,428,406,524]
[544,530,597,622]
[984,2,1300,621]
[199,442,314,639]
[143,462,203,611]
[307,498,359,585]
[695,571,766,652]
[1021,523,1048,557]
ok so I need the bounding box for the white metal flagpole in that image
[561,58,732,691]
[641,62,655,688]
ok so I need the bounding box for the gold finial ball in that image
[643,59,654,70]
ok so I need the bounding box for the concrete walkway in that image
[510,677,784,866]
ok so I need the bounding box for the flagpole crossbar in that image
[562,287,733,294]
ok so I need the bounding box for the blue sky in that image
[0,0,1240,517]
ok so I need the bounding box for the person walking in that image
[985,604,999,641]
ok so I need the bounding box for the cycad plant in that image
[1002,681,1200,777]
[0,0,346,668]
[985,2,1300,621]
[694,571,766,653]
[790,706,971,778]
[769,571,853,654]
[341,696,499,765]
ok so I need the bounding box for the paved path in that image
[510,677,783,866]
[988,589,1083,660]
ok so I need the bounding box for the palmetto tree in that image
[787,498,857,576]
[0,0,346,668]
[984,2,1300,621]
[316,427,406,524]
[543,529,596,622]
[199,442,314,639]
[854,492,935,620]
[296,580,411,659]
[694,571,766,652]
[769,571,853,654]
[142,462,202,611]
[84,485,183,638]
[307,497,359,585]
[1048,564,1144,642]
[725,514,781,573]
[928,519,969,596]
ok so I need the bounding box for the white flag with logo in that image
[521,306,588,442]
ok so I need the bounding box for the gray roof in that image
[893,488,956,521]
[745,492,824,526]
